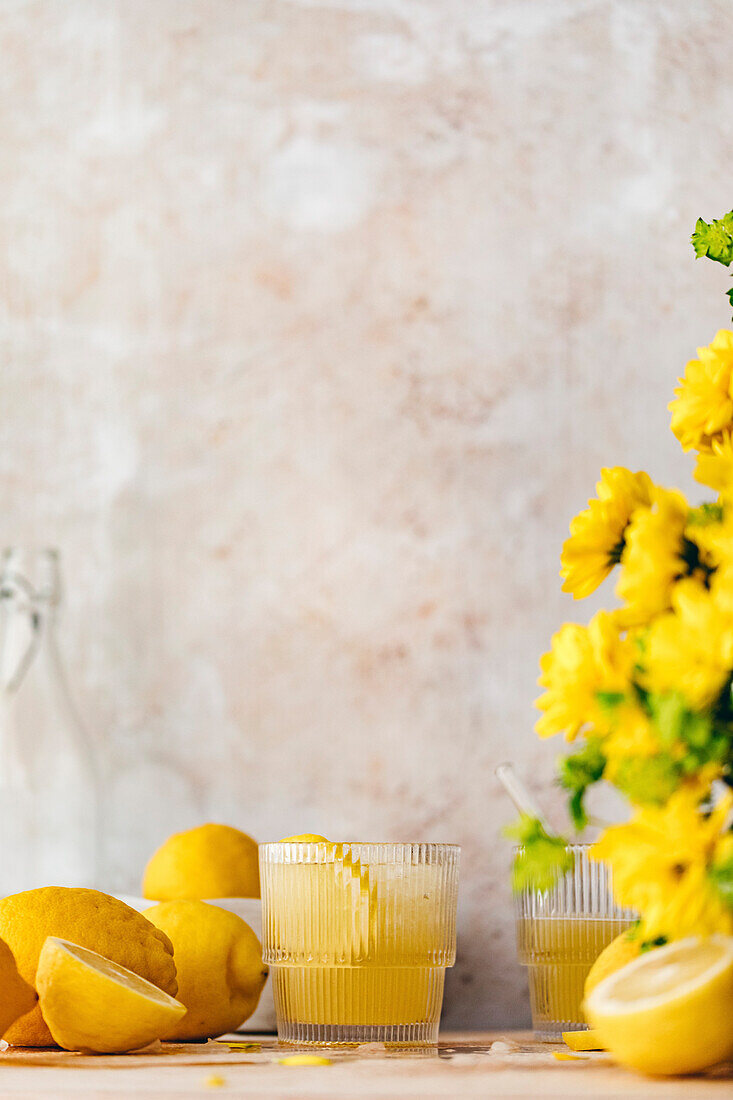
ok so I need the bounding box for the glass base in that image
[534,1021,587,1041]
[272,965,445,1046]
[526,962,589,1035]
[277,1020,440,1045]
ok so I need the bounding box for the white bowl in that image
[115,895,275,1033]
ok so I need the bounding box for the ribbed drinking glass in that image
[260,841,460,1045]
[514,844,636,1038]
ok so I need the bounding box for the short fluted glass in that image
[514,844,636,1038]
[260,841,460,1045]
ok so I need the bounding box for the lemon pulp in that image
[585,935,733,1075]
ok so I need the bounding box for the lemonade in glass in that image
[259,840,460,1044]
[514,844,636,1037]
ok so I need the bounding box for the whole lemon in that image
[142,824,260,901]
[0,936,37,1037]
[585,930,642,999]
[280,834,330,843]
[144,900,268,1040]
[0,888,178,1047]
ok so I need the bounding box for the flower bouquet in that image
[510,212,733,1075]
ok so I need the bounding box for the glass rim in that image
[512,842,594,854]
[260,841,460,864]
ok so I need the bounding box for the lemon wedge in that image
[562,1029,605,1051]
[585,935,733,1075]
[36,937,186,1053]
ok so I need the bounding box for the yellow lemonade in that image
[260,842,459,1044]
[516,916,633,1034]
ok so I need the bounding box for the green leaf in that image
[648,693,687,746]
[709,849,733,908]
[504,815,573,893]
[692,213,733,265]
[687,502,724,527]
[596,691,626,713]
[613,754,680,805]
[647,692,731,772]
[640,935,668,952]
[557,738,606,830]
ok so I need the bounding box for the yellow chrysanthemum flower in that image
[689,508,733,607]
[694,430,733,498]
[644,579,733,707]
[560,468,653,598]
[591,787,733,940]
[712,564,733,614]
[670,329,733,452]
[535,611,635,740]
[615,488,688,625]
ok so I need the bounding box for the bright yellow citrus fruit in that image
[279,834,330,843]
[279,1054,332,1065]
[0,888,177,1047]
[36,937,186,1053]
[584,930,641,998]
[144,900,268,1040]
[585,935,733,1075]
[142,824,260,900]
[562,1029,605,1051]
[0,936,37,1037]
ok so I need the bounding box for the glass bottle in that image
[0,548,100,894]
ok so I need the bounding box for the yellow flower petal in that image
[670,330,733,452]
[560,469,653,599]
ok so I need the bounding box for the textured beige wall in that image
[1,0,732,1027]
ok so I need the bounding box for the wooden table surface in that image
[0,1032,730,1099]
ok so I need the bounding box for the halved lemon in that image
[36,937,186,1053]
[585,935,733,1076]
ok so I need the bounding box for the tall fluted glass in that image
[514,844,636,1038]
[260,841,460,1045]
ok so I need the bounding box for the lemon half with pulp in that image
[36,937,186,1053]
[585,935,733,1075]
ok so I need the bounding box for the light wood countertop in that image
[0,1031,730,1098]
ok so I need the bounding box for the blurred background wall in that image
[1,0,732,1028]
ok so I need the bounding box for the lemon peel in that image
[584,932,640,998]
[143,824,260,901]
[278,1054,332,1066]
[279,834,330,844]
[562,1030,605,1051]
[0,936,36,1038]
[144,900,267,1040]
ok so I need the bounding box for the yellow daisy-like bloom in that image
[591,786,733,940]
[690,508,733,607]
[602,704,661,772]
[560,468,653,598]
[535,611,635,740]
[644,578,733,708]
[694,430,733,498]
[615,487,688,626]
[712,563,733,613]
[670,329,733,452]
